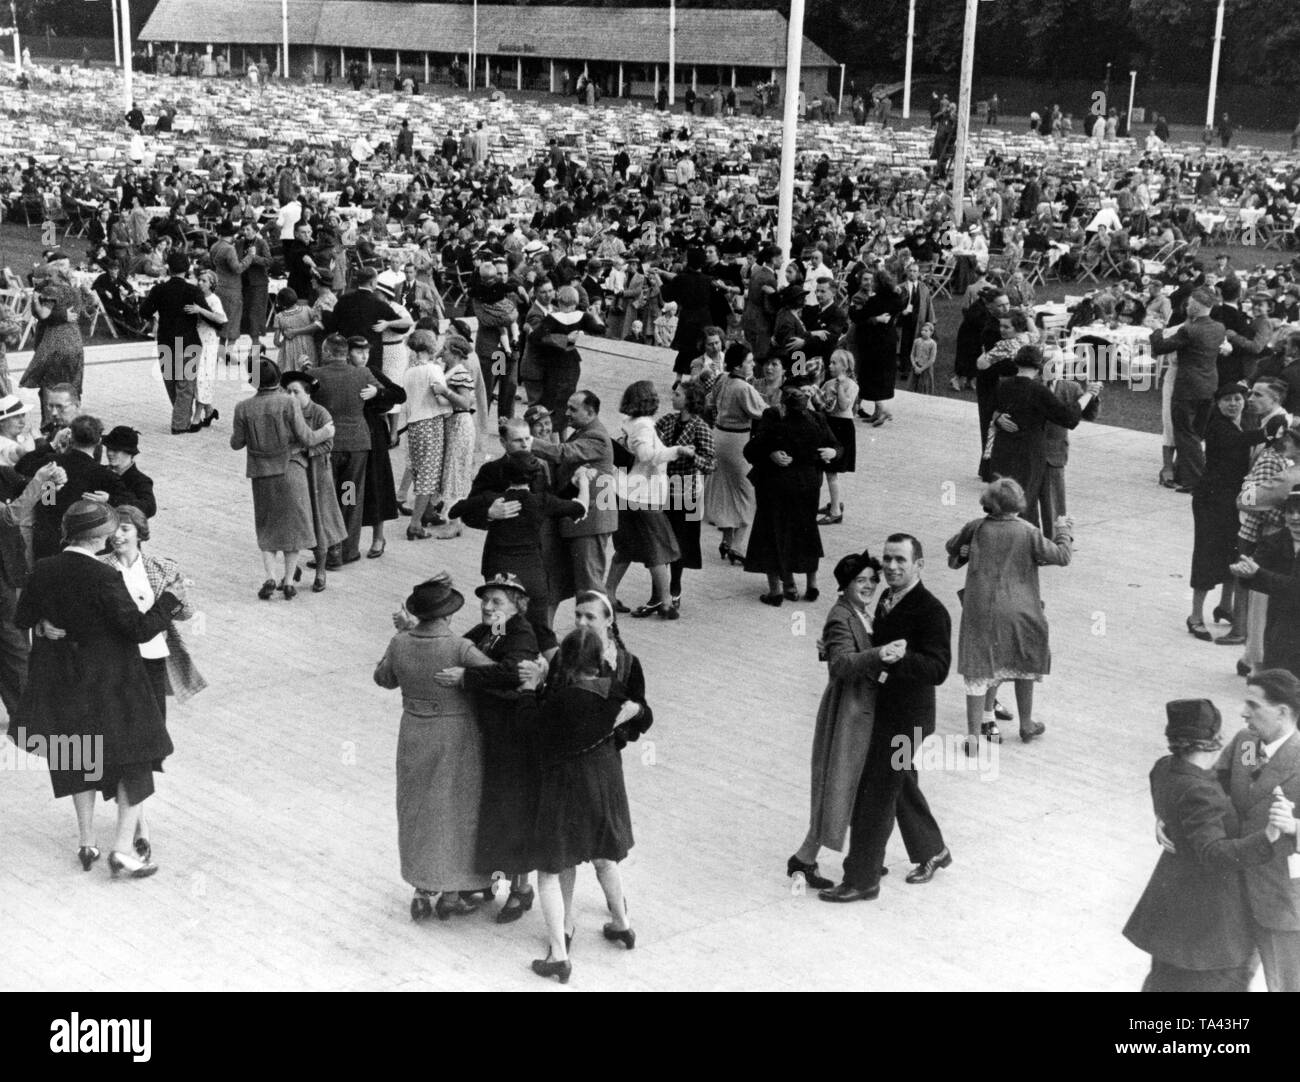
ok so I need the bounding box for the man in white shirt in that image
[276,189,303,243]
[802,248,835,304]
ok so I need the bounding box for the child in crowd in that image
[910,321,937,394]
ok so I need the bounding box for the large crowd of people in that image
[4,58,1300,990]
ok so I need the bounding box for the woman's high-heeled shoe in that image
[817,512,843,525]
[1212,605,1233,624]
[434,893,478,920]
[759,593,784,607]
[804,587,820,603]
[718,541,731,560]
[201,408,219,428]
[410,889,434,922]
[281,582,297,601]
[531,952,572,983]
[257,579,277,600]
[727,549,745,566]
[1020,721,1046,743]
[787,854,834,890]
[367,539,387,559]
[312,573,327,593]
[78,845,101,871]
[602,923,636,950]
[108,851,159,879]
[406,527,432,541]
[496,887,535,925]
[1186,617,1212,642]
[782,585,799,601]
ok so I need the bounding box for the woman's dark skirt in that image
[1141,958,1253,992]
[476,710,541,876]
[613,507,681,567]
[824,416,857,473]
[664,505,702,569]
[1190,488,1240,590]
[530,741,633,873]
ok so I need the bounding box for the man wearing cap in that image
[1149,289,1227,490]
[138,252,209,435]
[311,334,380,567]
[324,269,411,370]
[33,414,133,544]
[103,426,156,519]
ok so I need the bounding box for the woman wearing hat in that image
[947,477,1072,751]
[435,334,480,541]
[435,574,553,923]
[1187,383,1281,641]
[787,550,887,890]
[102,426,156,519]
[348,335,406,560]
[230,359,336,599]
[0,394,35,467]
[742,383,840,605]
[281,370,346,593]
[209,221,256,367]
[374,276,413,398]
[849,269,907,427]
[14,500,187,878]
[1123,698,1291,991]
[375,574,496,921]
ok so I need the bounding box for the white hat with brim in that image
[0,394,30,421]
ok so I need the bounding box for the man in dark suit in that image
[1216,671,1300,990]
[32,416,133,561]
[1149,289,1226,491]
[822,533,953,901]
[311,334,379,567]
[896,260,938,376]
[324,267,411,369]
[529,390,617,602]
[138,251,207,434]
[800,279,848,372]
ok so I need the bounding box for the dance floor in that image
[0,337,1252,991]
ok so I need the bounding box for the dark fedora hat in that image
[102,425,141,455]
[475,572,529,600]
[404,573,464,620]
[1165,698,1222,746]
[280,369,318,393]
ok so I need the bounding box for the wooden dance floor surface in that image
[0,339,1250,991]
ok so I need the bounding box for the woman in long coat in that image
[743,384,840,605]
[209,222,255,364]
[946,477,1072,752]
[375,574,495,921]
[281,371,346,593]
[230,359,334,599]
[1123,698,1285,991]
[14,500,185,878]
[22,263,87,424]
[354,338,406,558]
[1187,383,1272,640]
[850,269,906,426]
[435,575,550,923]
[786,551,884,890]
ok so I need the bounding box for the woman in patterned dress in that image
[434,334,478,541]
[399,330,454,540]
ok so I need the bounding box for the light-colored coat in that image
[808,596,883,850]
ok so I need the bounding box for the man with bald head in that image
[1149,288,1227,490]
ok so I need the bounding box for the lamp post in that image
[775,0,805,263]
[1205,0,1226,128]
[9,0,19,73]
[667,0,676,106]
[902,0,916,119]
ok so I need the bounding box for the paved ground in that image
[0,334,1260,991]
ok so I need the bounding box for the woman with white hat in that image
[0,395,35,467]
